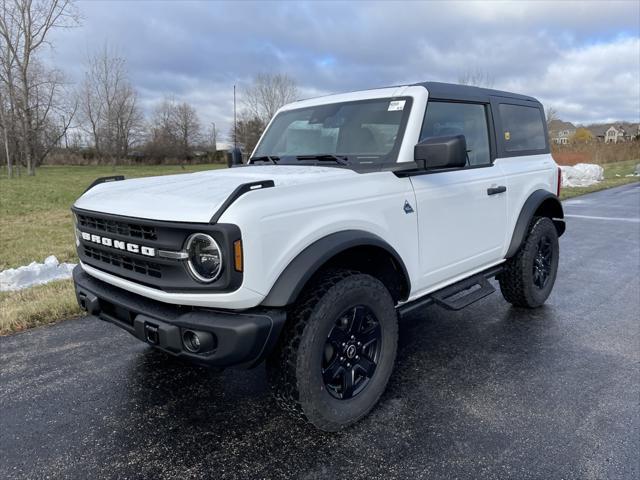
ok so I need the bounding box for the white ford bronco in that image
[72,82,565,431]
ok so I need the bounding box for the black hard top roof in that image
[414,81,540,104]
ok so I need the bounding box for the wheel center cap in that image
[345,344,357,359]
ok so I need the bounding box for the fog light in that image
[183,330,201,352]
[182,329,215,354]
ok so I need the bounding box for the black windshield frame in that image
[251,97,414,171]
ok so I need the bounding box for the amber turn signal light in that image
[233,240,243,272]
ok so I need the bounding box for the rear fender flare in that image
[506,189,565,258]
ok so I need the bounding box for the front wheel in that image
[266,270,398,431]
[499,216,560,308]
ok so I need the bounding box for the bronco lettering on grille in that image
[80,231,156,257]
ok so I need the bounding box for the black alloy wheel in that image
[498,216,560,308]
[322,305,382,400]
[266,269,398,431]
[532,235,553,289]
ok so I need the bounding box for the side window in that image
[420,102,491,166]
[498,104,546,153]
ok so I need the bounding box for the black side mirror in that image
[414,135,467,170]
[227,147,243,167]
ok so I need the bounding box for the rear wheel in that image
[266,269,398,431]
[499,217,559,308]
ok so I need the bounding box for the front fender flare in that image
[506,189,565,258]
[261,230,410,307]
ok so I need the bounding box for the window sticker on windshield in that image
[388,100,406,111]
[504,131,511,140]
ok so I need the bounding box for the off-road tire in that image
[499,216,559,308]
[266,269,398,431]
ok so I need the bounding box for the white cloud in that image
[44,0,640,135]
[528,37,640,123]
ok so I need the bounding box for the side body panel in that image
[496,153,559,258]
[220,171,420,303]
[488,94,560,254]
[409,165,509,296]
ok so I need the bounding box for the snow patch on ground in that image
[0,256,76,292]
[561,163,605,188]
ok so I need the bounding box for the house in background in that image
[587,125,607,142]
[605,125,626,143]
[548,120,576,144]
[549,119,639,145]
[603,124,640,143]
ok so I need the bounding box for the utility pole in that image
[233,85,237,150]
[210,122,217,153]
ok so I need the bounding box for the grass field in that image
[0,163,225,334]
[0,164,225,270]
[0,160,637,335]
[0,279,81,334]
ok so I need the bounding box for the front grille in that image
[84,246,162,278]
[73,208,242,292]
[77,214,157,241]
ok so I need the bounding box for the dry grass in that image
[1,209,77,270]
[552,142,640,166]
[0,279,81,335]
[0,163,225,270]
[0,163,225,335]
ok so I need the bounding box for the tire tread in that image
[266,269,359,423]
[499,216,558,308]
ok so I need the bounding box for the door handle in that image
[487,186,507,196]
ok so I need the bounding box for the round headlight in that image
[185,233,223,283]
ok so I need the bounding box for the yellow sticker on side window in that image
[504,131,511,140]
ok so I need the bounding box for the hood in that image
[73,165,357,223]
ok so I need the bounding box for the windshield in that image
[252,97,412,166]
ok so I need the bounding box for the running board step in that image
[430,274,496,311]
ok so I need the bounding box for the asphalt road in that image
[2,184,639,480]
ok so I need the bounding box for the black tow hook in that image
[144,324,160,345]
[77,291,100,315]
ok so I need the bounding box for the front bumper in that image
[73,266,286,368]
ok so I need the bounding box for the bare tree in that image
[172,102,200,159]
[458,68,495,88]
[232,73,297,155]
[79,44,143,163]
[228,112,265,154]
[0,0,80,175]
[0,82,16,176]
[28,60,77,163]
[242,73,298,125]
[146,97,201,160]
[0,17,18,177]
[545,106,559,127]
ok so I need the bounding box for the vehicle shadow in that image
[110,298,565,477]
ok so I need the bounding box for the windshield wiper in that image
[295,154,350,166]
[250,155,280,164]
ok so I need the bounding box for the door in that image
[410,101,508,292]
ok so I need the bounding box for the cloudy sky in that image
[47,0,640,137]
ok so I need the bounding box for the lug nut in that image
[340,356,345,361]
[355,355,359,360]
[342,342,346,347]
[346,363,351,368]
[351,335,355,340]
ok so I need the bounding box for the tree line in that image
[1,0,298,177]
[0,0,79,176]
